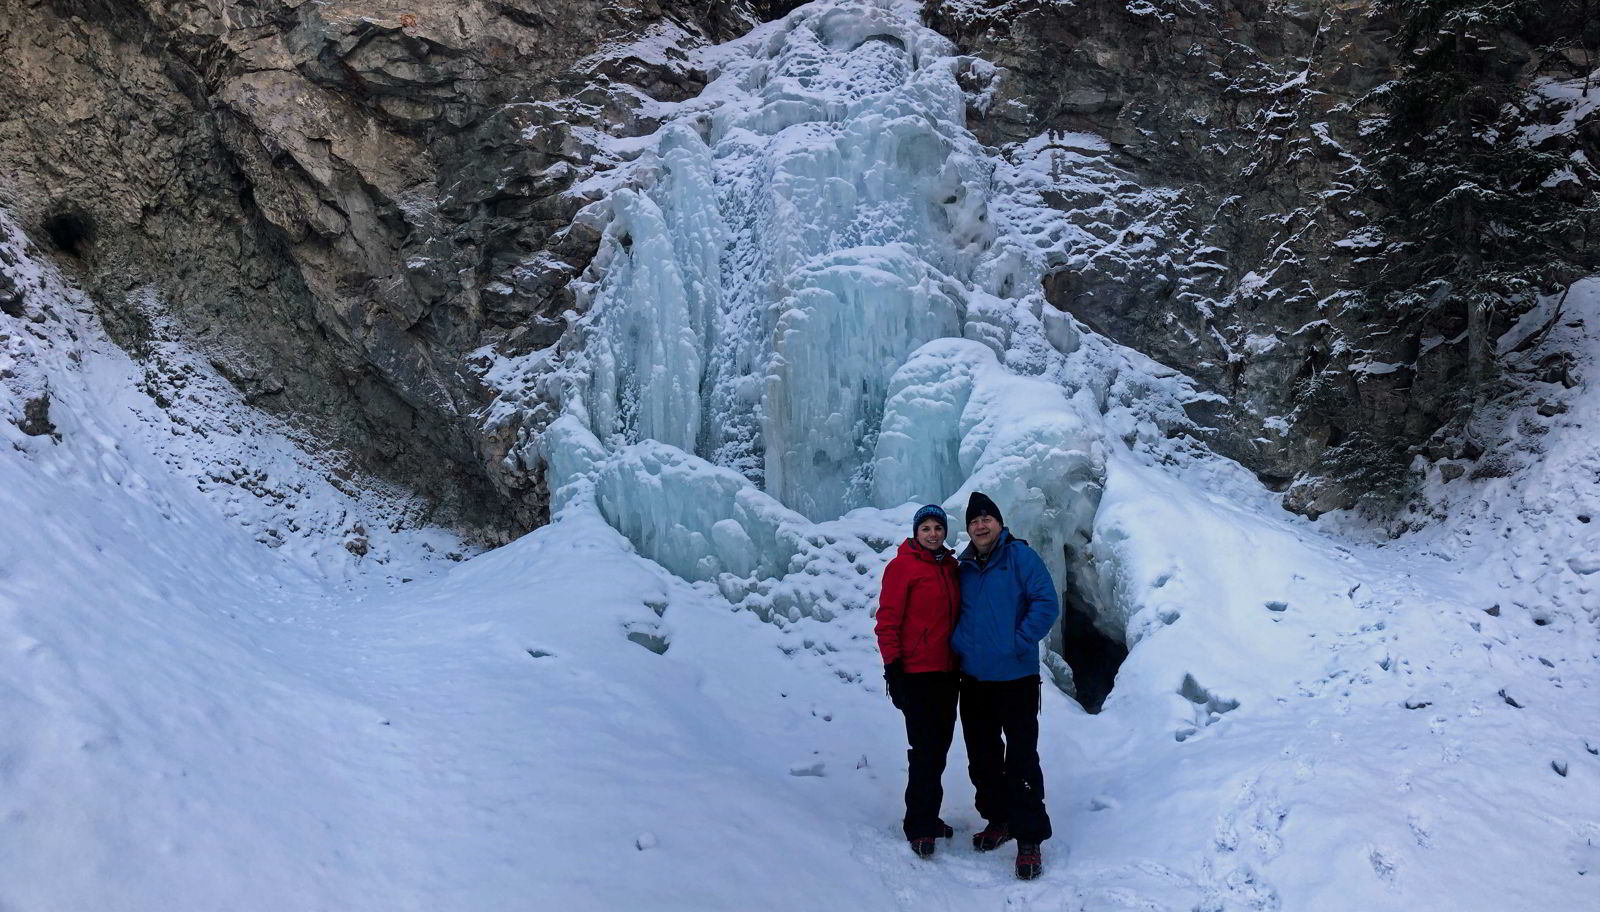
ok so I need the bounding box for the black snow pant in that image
[960,674,1052,843]
[898,671,960,840]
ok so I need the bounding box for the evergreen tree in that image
[1365,0,1596,397]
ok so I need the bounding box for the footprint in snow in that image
[1004,888,1036,909]
[1215,775,1290,862]
[1195,856,1281,912]
[1407,813,1433,849]
[1368,847,1398,886]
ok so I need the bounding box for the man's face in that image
[967,514,1001,552]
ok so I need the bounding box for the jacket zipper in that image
[911,564,945,666]
[944,565,958,670]
[974,551,1011,662]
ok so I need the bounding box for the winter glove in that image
[884,659,906,710]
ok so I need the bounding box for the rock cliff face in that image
[0,0,769,539]
[926,0,1598,516]
[1,0,1594,530]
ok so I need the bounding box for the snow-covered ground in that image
[3,1,1598,910]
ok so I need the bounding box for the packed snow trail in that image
[4,1,1600,910]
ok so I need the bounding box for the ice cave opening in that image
[1058,580,1127,714]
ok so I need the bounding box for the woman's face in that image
[915,518,947,551]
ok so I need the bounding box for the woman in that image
[875,503,961,858]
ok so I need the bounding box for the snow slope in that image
[3,1,1599,910]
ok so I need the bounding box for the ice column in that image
[870,338,985,508]
[763,246,962,519]
[582,124,725,451]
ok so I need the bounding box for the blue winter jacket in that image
[950,529,1060,682]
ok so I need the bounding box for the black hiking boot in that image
[972,821,1011,851]
[909,821,954,858]
[1015,842,1042,880]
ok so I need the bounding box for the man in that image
[949,491,1059,880]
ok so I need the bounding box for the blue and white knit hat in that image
[912,504,948,534]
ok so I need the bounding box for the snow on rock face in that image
[0,210,482,910]
[1414,276,1600,628]
[0,210,466,584]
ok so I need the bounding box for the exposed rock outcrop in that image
[0,0,765,539]
[928,0,1598,515]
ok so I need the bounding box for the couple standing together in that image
[875,492,1060,880]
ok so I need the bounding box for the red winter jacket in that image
[875,538,961,673]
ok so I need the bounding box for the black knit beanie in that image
[966,491,1003,528]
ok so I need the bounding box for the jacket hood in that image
[898,537,954,563]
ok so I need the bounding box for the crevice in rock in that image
[0,269,24,318]
[754,0,810,21]
[42,208,95,257]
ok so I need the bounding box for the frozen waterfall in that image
[498,0,1143,659]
